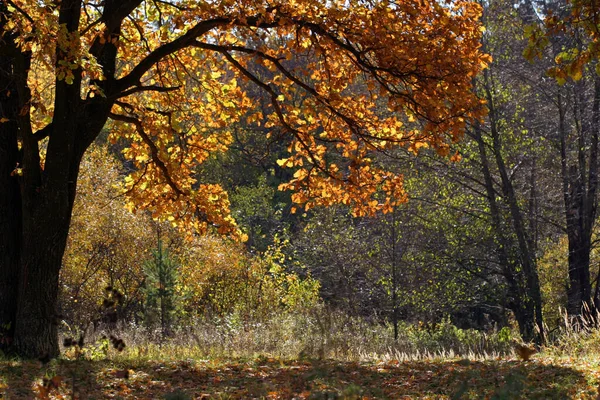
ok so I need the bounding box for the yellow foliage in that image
[177,237,320,320]
[537,237,569,329]
[538,234,600,329]
[61,145,156,327]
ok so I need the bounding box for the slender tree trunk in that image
[472,123,538,341]
[481,68,545,342]
[391,209,399,341]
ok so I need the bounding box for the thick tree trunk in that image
[0,0,137,358]
[12,194,74,358]
[0,143,20,351]
[566,236,593,316]
[9,0,85,358]
[0,52,22,351]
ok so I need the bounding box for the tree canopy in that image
[5,0,488,230]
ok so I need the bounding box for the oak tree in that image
[0,0,488,357]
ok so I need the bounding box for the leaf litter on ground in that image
[0,353,599,399]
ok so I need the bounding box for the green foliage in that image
[80,337,110,361]
[537,237,570,330]
[143,237,180,333]
[389,318,515,356]
[230,174,285,252]
[256,236,321,312]
[497,327,513,345]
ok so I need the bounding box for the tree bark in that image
[0,39,22,351]
[13,209,69,358]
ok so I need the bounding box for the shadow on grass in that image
[0,357,595,399]
[0,358,110,399]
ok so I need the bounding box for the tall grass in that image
[541,306,600,360]
[68,306,517,363]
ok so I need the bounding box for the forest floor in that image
[1,352,599,399]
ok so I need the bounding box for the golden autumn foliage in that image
[61,145,319,328]
[3,0,490,234]
[60,145,155,327]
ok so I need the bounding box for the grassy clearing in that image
[2,313,600,399]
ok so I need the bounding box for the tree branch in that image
[114,18,230,95]
[116,85,180,99]
[6,0,35,27]
[32,124,52,141]
[108,112,185,196]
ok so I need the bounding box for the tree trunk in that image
[480,67,545,342]
[0,48,22,351]
[0,0,147,357]
[473,125,538,342]
[560,78,599,322]
[390,209,399,341]
[12,191,75,358]
[566,234,592,316]
[510,298,536,341]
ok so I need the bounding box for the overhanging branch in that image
[108,111,186,196]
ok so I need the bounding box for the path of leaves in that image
[1,356,598,399]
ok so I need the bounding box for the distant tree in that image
[292,207,377,317]
[230,175,285,252]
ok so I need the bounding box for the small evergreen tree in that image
[144,227,179,338]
